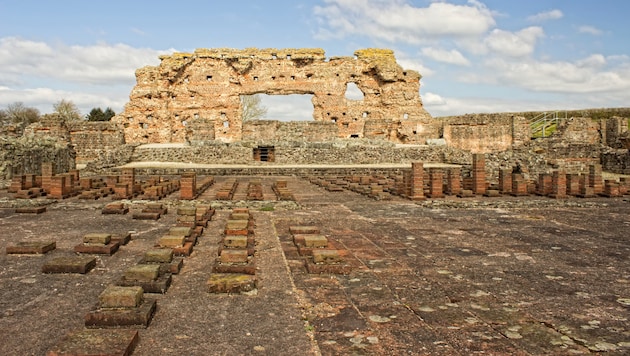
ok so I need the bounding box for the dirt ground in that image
[0,176,629,355]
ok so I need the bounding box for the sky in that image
[0,0,629,119]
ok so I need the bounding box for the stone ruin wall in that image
[112,48,433,144]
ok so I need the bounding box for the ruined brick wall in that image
[112,48,432,144]
[601,150,630,174]
[0,136,75,179]
[67,122,125,164]
[242,120,340,143]
[441,114,530,153]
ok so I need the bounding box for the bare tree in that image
[0,102,40,135]
[241,94,268,121]
[53,99,82,121]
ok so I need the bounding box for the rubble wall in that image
[67,122,125,164]
[0,137,75,178]
[112,48,432,144]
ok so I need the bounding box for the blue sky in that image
[1,0,629,119]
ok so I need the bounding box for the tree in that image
[241,94,268,121]
[86,107,116,121]
[53,99,81,121]
[0,102,40,134]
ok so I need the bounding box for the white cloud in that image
[397,57,434,77]
[527,9,563,22]
[313,0,496,44]
[0,37,171,86]
[421,47,470,66]
[484,27,544,57]
[578,25,603,36]
[483,55,630,94]
[0,36,175,114]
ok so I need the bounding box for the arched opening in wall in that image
[244,94,314,122]
[345,82,364,101]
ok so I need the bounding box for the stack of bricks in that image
[549,170,567,199]
[133,203,167,220]
[272,180,295,200]
[408,162,425,201]
[215,178,238,200]
[180,172,197,200]
[602,180,621,197]
[511,173,529,196]
[578,175,596,198]
[119,168,139,197]
[289,225,351,275]
[472,154,487,196]
[48,175,70,199]
[74,233,120,255]
[536,174,553,196]
[85,285,156,328]
[498,169,512,195]
[246,180,264,200]
[208,208,257,294]
[119,263,172,294]
[40,162,54,195]
[139,248,184,276]
[102,202,129,215]
[589,164,604,195]
[445,168,462,196]
[620,177,630,195]
[566,174,581,196]
[157,226,197,256]
[428,168,444,199]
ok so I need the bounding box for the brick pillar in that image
[8,175,26,193]
[603,180,621,197]
[511,173,528,196]
[24,174,36,189]
[549,170,567,199]
[566,174,580,196]
[428,168,444,198]
[410,162,425,200]
[69,170,80,186]
[445,167,461,195]
[41,162,54,194]
[180,172,197,200]
[120,168,136,194]
[104,175,119,187]
[49,175,67,199]
[536,174,552,196]
[579,175,595,197]
[589,164,603,195]
[471,154,486,195]
[619,177,629,195]
[498,169,512,194]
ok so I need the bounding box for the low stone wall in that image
[0,137,75,178]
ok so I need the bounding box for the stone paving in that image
[0,175,629,355]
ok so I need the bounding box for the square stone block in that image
[223,235,248,248]
[168,226,192,237]
[289,226,320,235]
[111,233,132,246]
[6,241,56,254]
[42,256,96,274]
[132,212,161,220]
[74,241,120,255]
[303,235,329,248]
[312,249,343,264]
[144,248,173,263]
[46,329,138,356]
[99,286,144,308]
[207,273,257,294]
[219,249,249,264]
[119,274,172,294]
[86,298,156,329]
[177,206,197,216]
[213,258,256,275]
[83,233,111,245]
[124,264,159,282]
[225,219,249,230]
[158,235,185,248]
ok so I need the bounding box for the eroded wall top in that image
[113,48,432,144]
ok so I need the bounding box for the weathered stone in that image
[42,256,96,274]
[124,264,159,281]
[207,273,257,294]
[168,226,192,237]
[144,249,173,263]
[223,235,248,249]
[219,249,249,264]
[312,249,343,264]
[302,235,329,248]
[85,298,156,329]
[289,226,320,235]
[83,233,111,245]
[158,235,185,248]
[99,286,144,308]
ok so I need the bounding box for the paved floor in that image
[0,176,629,355]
